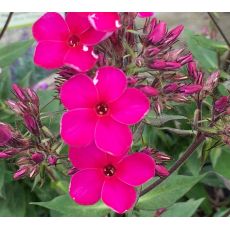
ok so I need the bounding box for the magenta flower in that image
[69,142,155,214]
[33,12,120,72]
[60,66,150,156]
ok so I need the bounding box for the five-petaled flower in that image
[60,66,150,156]
[33,12,121,72]
[69,142,155,214]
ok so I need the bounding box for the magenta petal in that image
[65,13,91,35]
[111,88,150,125]
[64,46,98,72]
[94,66,127,103]
[69,169,104,205]
[33,12,69,41]
[101,177,137,214]
[60,74,98,110]
[81,28,112,46]
[34,41,68,69]
[88,13,121,32]
[117,153,155,186]
[137,12,154,18]
[60,109,97,147]
[69,142,107,169]
[95,116,132,156]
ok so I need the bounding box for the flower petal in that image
[64,46,98,72]
[69,142,107,169]
[101,177,137,214]
[33,12,69,41]
[60,74,98,110]
[116,153,155,186]
[81,28,112,46]
[94,66,127,103]
[95,116,132,156]
[137,12,154,18]
[110,88,150,125]
[65,12,91,35]
[60,109,97,147]
[34,41,68,69]
[69,169,104,205]
[88,13,121,32]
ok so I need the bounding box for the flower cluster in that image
[32,12,157,214]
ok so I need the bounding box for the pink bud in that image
[163,83,179,93]
[145,47,161,56]
[179,84,202,94]
[48,155,58,166]
[203,71,220,92]
[23,113,40,135]
[155,165,170,177]
[127,76,138,86]
[165,25,184,44]
[0,152,11,159]
[214,96,229,113]
[0,123,12,146]
[155,152,172,161]
[12,84,26,101]
[6,100,22,114]
[31,152,44,164]
[148,21,167,44]
[13,167,28,180]
[68,167,79,176]
[177,53,193,65]
[140,86,159,97]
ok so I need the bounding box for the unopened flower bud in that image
[154,100,163,115]
[68,167,79,176]
[0,152,11,159]
[163,83,179,94]
[187,61,198,79]
[151,60,181,70]
[23,113,40,135]
[177,53,193,65]
[148,21,167,44]
[140,86,159,97]
[214,96,229,113]
[6,100,22,114]
[203,71,220,92]
[13,167,28,180]
[48,155,58,166]
[0,123,13,146]
[155,164,170,177]
[12,84,26,101]
[138,12,154,18]
[154,151,172,161]
[179,84,202,94]
[165,25,184,44]
[31,152,44,164]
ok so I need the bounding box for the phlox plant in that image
[1,12,230,217]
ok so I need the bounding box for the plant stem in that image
[0,12,13,40]
[140,134,206,196]
[207,12,230,48]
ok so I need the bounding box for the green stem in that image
[0,12,13,40]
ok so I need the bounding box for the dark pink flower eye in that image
[103,164,116,176]
[96,103,109,115]
[68,35,80,47]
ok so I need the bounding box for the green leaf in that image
[213,146,230,180]
[192,34,229,55]
[184,30,218,72]
[31,195,110,217]
[0,161,6,198]
[161,198,204,217]
[145,114,188,127]
[0,39,34,68]
[159,127,196,136]
[136,174,205,210]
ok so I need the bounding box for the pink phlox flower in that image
[60,66,150,156]
[69,142,155,214]
[33,12,120,72]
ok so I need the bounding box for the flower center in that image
[103,164,116,177]
[96,103,109,115]
[68,35,80,47]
